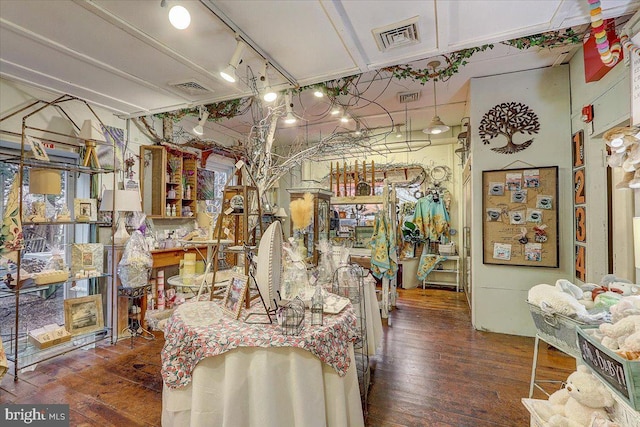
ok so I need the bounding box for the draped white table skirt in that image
[162,345,364,427]
[363,280,383,356]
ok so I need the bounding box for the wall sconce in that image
[220,39,246,83]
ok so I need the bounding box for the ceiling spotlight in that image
[261,63,277,102]
[283,91,297,124]
[354,123,362,136]
[340,115,349,123]
[220,39,246,83]
[423,61,450,135]
[314,90,324,98]
[395,125,403,138]
[330,106,341,116]
[168,5,191,30]
[193,107,209,136]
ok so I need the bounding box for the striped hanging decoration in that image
[620,34,640,56]
[587,0,622,67]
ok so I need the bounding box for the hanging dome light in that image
[422,61,450,135]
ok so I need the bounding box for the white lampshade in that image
[100,189,142,245]
[29,169,61,195]
[100,189,142,212]
[274,207,288,218]
[79,120,106,142]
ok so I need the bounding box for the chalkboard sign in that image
[577,331,629,398]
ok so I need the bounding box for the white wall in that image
[469,66,572,336]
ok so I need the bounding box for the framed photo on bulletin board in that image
[482,166,558,267]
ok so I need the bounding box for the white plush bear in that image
[598,314,640,351]
[610,295,640,323]
[535,366,614,427]
[528,281,588,318]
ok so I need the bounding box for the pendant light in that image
[422,61,450,135]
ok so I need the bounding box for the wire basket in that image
[279,297,305,336]
[527,301,586,358]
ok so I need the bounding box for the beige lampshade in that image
[100,189,142,212]
[29,169,62,195]
[274,207,288,218]
[79,119,106,142]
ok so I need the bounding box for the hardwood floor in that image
[1,288,575,426]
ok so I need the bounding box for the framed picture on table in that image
[222,273,249,319]
[64,295,104,336]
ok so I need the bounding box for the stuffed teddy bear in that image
[535,365,614,427]
[598,314,640,351]
[528,281,588,318]
[610,295,640,323]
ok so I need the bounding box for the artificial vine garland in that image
[501,27,583,50]
[154,97,251,122]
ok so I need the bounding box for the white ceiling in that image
[1,0,638,151]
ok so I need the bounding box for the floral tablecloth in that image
[161,300,359,389]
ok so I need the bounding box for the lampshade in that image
[422,116,450,135]
[79,120,106,142]
[274,207,288,218]
[99,189,142,212]
[29,169,61,195]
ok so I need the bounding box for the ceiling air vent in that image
[397,90,421,104]
[372,16,420,52]
[168,79,213,96]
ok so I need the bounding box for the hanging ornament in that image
[587,0,621,67]
[620,34,640,57]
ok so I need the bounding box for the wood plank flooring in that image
[1,288,575,426]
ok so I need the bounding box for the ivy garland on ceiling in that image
[152,27,589,123]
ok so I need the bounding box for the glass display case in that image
[287,188,332,265]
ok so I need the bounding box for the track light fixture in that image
[395,124,403,138]
[261,62,277,103]
[193,106,209,136]
[283,91,297,124]
[220,38,246,83]
[422,61,450,135]
[161,1,191,30]
[330,106,341,116]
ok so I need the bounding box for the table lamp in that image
[274,207,288,223]
[28,169,62,221]
[79,119,105,168]
[100,189,142,245]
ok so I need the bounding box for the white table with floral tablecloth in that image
[161,300,365,427]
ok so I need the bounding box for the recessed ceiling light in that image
[168,5,191,30]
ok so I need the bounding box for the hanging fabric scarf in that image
[413,193,451,244]
[369,212,398,279]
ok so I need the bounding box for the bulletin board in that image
[482,166,558,267]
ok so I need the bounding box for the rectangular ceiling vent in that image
[168,80,213,96]
[397,90,421,103]
[372,16,420,52]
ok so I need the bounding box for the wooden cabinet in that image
[288,188,332,265]
[139,145,198,219]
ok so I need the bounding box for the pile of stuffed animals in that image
[528,275,640,359]
[528,275,640,426]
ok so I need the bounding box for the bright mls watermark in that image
[1,404,69,426]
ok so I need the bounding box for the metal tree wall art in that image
[478,102,540,154]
